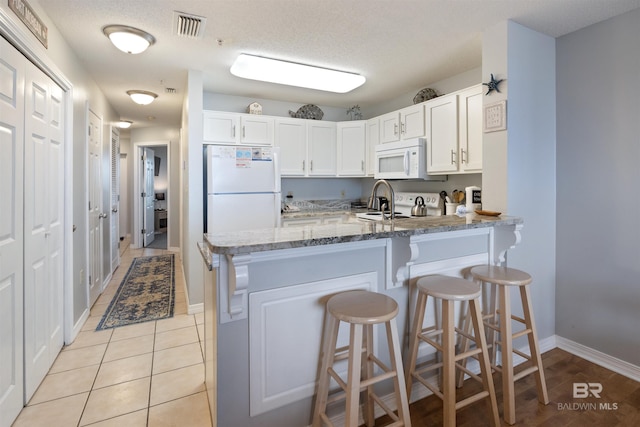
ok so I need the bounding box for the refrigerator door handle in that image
[273,148,281,192]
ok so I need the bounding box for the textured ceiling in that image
[33,0,640,128]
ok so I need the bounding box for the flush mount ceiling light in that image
[116,120,132,129]
[103,25,156,54]
[127,90,158,105]
[230,54,366,93]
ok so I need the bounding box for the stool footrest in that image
[456,390,491,410]
[513,364,539,382]
[512,328,532,340]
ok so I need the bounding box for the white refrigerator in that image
[206,145,281,232]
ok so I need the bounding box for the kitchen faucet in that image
[368,179,395,220]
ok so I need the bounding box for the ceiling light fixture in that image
[116,120,132,129]
[127,90,158,105]
[230,54,366,93]
[103,25,156,54]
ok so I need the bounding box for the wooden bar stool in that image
[405,275,499,427]
[469,265,549,425]
[313,290,411,427]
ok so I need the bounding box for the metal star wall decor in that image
[483,73,504,95]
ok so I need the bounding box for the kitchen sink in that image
[355,212,411,221]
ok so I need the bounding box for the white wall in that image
[556,8,640,366]
[1,2,120,330]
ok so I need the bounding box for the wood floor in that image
[374,348,640,426]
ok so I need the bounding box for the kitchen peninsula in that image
[200,213,523,427]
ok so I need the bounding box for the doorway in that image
[132,141,171,249]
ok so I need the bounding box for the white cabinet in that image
[248,272,377,415]
[458,85,483,172]
[365,118,379,176]
[307,121,336,176]
[337,121,366,176]
[425,93,459,174]
[379,103,425,143]
[275,118,306,176]
[275,119,336,177]
[426,85,483,175]
[203,111,274,146]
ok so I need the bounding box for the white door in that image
[88,110,103,306]
[0,35,25,427]
[23,60,65,402]
[110,127,120,271]
[143,148,155,246]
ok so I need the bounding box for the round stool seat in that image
[417,275,481,301]
[470,265,532,286]
[327,290,398,324]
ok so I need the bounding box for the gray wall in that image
[482,21,557,344]
[556,8,640,365]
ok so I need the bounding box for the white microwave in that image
[375,138,442,180]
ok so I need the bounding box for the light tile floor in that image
[13,245,212,427]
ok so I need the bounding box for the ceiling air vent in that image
[173,11,207,39]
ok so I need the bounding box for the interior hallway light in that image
[127,90,158,105]
[117,120,132,129]
[230,54,366,93]
[103,25,156,54]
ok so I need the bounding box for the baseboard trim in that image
[556,336,640,382]
[67,308,90,344]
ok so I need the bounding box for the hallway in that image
[12,246,212,427]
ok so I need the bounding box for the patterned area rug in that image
[96,254,175,330]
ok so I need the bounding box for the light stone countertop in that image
[204,213,523,255]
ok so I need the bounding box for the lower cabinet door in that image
[248,272,377,416]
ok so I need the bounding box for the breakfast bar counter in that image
[204,213,522,255]
[201,213,523,427]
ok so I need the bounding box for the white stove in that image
[355,192,443,221]
[395,192,443,217]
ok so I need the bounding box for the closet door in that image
[23,63,65,401]
[0,35,26,427]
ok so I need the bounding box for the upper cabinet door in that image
[365,118,380,176]
[379,111,401,143]
[203,111,238,144]
[400,104,425,139]
[337,121,366,176]
[240,115,274,146]
[275,118,306,176]
[425,93,459,174]
[307,121,336,176]
[458,84,483,172]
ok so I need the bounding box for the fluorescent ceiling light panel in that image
[230,54,365,93]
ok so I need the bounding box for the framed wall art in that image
[483,100,507,133]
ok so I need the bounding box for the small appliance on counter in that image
[465,186,482,212]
